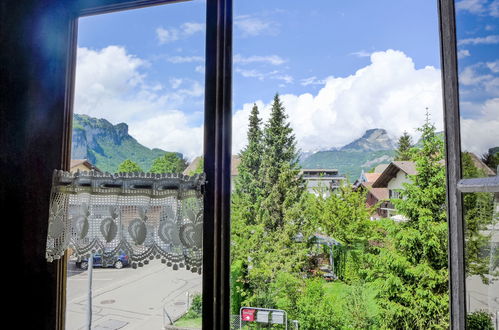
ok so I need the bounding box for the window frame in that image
[53,0,232,329]
[60,1,470,328]
[438,0,466,328]
[4,0,469,328]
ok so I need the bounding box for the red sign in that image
[241,309,255,322]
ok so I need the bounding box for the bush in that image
[467,310,494,330]
[183,293,202,319]
[231,260,245,314]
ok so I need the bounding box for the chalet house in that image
[70,159,102,173]
[354,171,389,219]
[371,161,417,220]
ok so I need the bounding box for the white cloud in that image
[350,50,372,58]
[461,98,499,154]
[156,27,179,44]
[156,21,204,44]
[460,66,493,85]
[195,65,205,74]
[233,50,445,154]
[456,0,499,16]
[460,62,499,95]
[74,46,204,159]
[130,112,204,160]
[486,59,499,72]
[166,55,204,63]
[234,15,279,37]
[458,34,499,45]
[181,22,204,35]
[75,46,496,159]
[456,0,488,14]
[457,49,471,58]
[235,68,293,84]
[300,76,326,86]
[234,54,286,65]
[170,78,183,89]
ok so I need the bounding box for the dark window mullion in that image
[438,0,466,328]
[203,0,232,328]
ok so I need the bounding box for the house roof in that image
[183,156,203,176]
[466,152,495,176]
[362,183,389,201]
[364,172,381,183]
[374,163,390,173]
[371,161,417,188]
[70,159,101,173]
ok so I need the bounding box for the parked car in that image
[76,252,130,270]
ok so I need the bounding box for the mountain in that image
[340,128,395,151]
[300,129,396,181]
[71,114,176,173]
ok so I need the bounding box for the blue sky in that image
[74,0,498,158]
[454,0,499,155]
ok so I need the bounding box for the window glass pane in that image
[455,0,499,178]
[463,192,499,329]
[231,1,447,328]
[66,2,205,329]
[455,1,499,327]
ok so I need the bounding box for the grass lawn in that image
[323,281,379,316]
[174,316,202,328]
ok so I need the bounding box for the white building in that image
[300,169,346,197]
[371,161,417,219]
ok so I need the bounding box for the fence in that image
[230,315,299,329]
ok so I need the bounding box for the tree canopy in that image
[117,159,143,173]
[149,152,187,174]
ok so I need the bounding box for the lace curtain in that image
[45,170,205,274]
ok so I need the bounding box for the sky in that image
[74,0,498,159]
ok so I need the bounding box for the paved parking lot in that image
[66,259,202,330]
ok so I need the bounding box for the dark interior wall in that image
[1,1,71,328]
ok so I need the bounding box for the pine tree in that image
[366,115,449,329]
[117,159,143,173]
[231,95,307,310]
[259,94,304,230]
[481,148,499,173]
[233,104,263,218]
[395,131,413,161]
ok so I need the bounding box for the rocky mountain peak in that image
[340,128,395,151]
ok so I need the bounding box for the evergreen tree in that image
[366,115,449,329]
[231,94,308,311]
[481,148,499,173]
[233,104,263,222]
[258,94,305,230]
[149,152,187,173]
[395,131,413,161]
[117,159,143,173]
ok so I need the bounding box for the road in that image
[66,259,202,330]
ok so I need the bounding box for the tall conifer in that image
[395,131,413,161]
[367,115,449,329]
[234,104,263,210]
[259,93,304,230]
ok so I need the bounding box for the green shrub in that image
[184,293,202,319]
[231,260,245,314]
[467,310,494,330]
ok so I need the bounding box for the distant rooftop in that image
[70,159,102,173]
[372,161,417,188]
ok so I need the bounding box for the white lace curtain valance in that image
[45,170,205,274]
